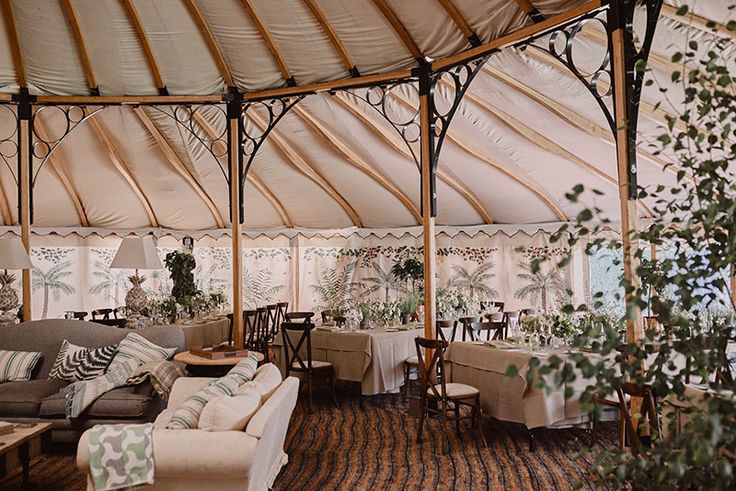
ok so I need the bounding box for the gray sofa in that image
[0,320,186,442]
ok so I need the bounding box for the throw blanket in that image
[88,423,154,491]
[63,359,138,419]
[126,361,188,401]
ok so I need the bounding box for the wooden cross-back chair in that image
[275,302,288,331]
[457,316,481,342]
[480,301,504,313]
[592,382,660,452]
[265,304,279,341]
[285,311,315,323]
[69,311,88,320]
[281,321,337,412]
[414,337,484,452]
[403,322,451,403]
[91,308,117,320]
[470,321,507,341]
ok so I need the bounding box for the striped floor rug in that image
[0,388,613,490]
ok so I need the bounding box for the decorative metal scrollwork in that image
[343,79,421,165]
[0,105,19,184]
[149,104,229,182]
[30,105,105,186]
[240,96,304,184]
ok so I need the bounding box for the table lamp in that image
[110,236,163,315]
[0,236,32,320]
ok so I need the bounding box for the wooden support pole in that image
[418,70,436,342]
[18,105,31,321]
[610,4,643,344]
[227,97,244,348]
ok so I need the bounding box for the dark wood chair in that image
[415,337,484,452]
[70,311,88,320]
[480,301,504,313]
[285,312,315,323]
[591,382,660,453]
[265,304,279,341]
[251,307,271,361]
[91,318,126,328]
[281,321,337,412]
[470,321,506,341]
[457,316,481,342]
[275,302,288,331]
[403,322,451,403]
[91,308,117,320]
[242,310,258,348]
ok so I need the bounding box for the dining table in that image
[152,317,230,350]
[271,324,423,396]
[446,341,600,430]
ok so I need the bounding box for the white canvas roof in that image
[0,0,731,234]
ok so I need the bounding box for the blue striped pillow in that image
[0,350,42,382]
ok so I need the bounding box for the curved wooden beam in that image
[239,0,294,85]
[87,116,159,227]
[292,105,422,223]
[389,90,567,220]
[661,4,736,39]
[302,0,357,75]
[0,0,25,87]
[121,0,167,93]
[332,93,493,223]
[59,0,98,94]
[33,118,89,226]
[513,0,545,21]
[247,110,362,227]
[191,110,293,227]
[182,0,234,87]
[133,106,224,227]
[449,80,654,217]
[371,0,424,61]
[436,0,481,44]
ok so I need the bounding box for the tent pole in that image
[227,95,243,348]
[418,69,436,342]
[18,98,31,321]
[610,1,643,344]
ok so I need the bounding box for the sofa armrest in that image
[167,377,213,408]
[78,428,259,479]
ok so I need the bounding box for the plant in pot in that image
[391,256,423,294]
[164,251,200,305]
[355,301,376,330]
[399,292,421,325]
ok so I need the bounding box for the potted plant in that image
[399,293,421,324]
[355,301,376,330]
[164,251,199,302]
[391,257,423,294]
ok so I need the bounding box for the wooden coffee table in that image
[0,422,53,489]
[174,350,265,377]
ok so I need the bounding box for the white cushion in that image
[430,382,479,398]
[238,363,282,403]
[290,360,332,369]
[405,356,419,365]
[198,388,262,432]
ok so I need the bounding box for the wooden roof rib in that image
[182,0,234,87]
[133,106,225,228]
[0,0,25,88]
[660,4,736,39]
[87,116,159,227]
[436,0,482,46]
[239,0,295,86]
[371,0,425,62]
[513,0,546,22]
[59,0,98,95]
[302,0,359,76]
[120,0,167,94]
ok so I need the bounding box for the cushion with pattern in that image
[0,349,42,382]
[48,340,118,381]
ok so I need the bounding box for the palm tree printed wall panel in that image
[31,247,76,319]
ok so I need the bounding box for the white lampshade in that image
[110,236,163,270]
[0,236,32,269]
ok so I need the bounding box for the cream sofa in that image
[77,370,300,491]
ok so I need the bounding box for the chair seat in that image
[405,356,419,365]
[430,382,479,399]
[291,360,333,370]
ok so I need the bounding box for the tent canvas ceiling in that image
[0,0,732,233]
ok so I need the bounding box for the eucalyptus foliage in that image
[522,6,736,488]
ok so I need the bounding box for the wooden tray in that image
[190,346,249,359]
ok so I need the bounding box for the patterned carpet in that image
[0,387,612,490]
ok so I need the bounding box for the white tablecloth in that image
[447,342,596,429]
[151,318,230,350]
[273,326,422,395]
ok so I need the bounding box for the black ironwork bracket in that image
[0,105,19,186]
[528,0,663,199]
[341,78,421,166]
[417,54,490,216]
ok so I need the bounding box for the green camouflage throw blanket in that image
[88,423,154,491]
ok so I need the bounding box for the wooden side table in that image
[0,422,53,490]
[174,350,265,377]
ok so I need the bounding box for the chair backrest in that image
[285,311,315,323]
[470,321,505,341]
[243,310,258,348]
[281,322,316,373]
[90,318,126,328]
[481,301,505,313]
[275,302,288,332]
[436,319,455,342]
[91,308,115,320]
[617,382,660,454]
[71,311,88,320]
[266,304,279,341]
[415,337,449,401]
[485,311,505,323]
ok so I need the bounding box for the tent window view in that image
[0,1,734,490]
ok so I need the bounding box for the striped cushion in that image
[0,349,42,382]
[165,355,260,430]
[48,340,118,381]
[109,332,177,369]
